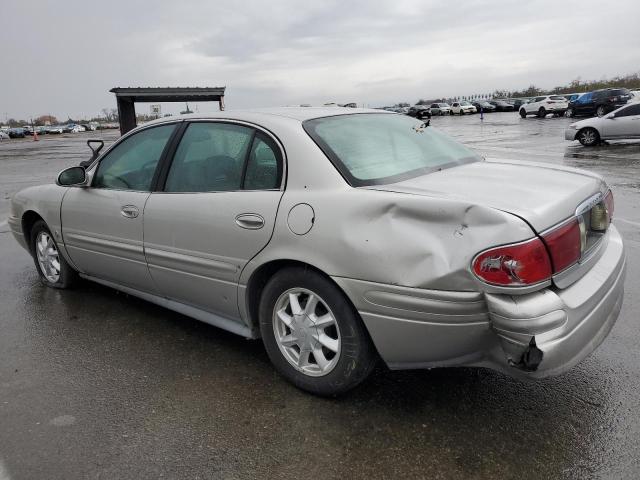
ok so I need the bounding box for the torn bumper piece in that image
[485,225,625,378]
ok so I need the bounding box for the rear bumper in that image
[333,225,625,376]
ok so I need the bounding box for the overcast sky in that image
[1,0,639,121]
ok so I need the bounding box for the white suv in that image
[451,101,477,115]
[519,95,568,118]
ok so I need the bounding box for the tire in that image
[30,219,77,289]
[577,127,600,147]
[596,105,606,117]
[259,267,377,396]
[449,110,453,115]
[537,107,546,118]
[519,109,526,118]
[566,108,574,118]
[460,110,465,115]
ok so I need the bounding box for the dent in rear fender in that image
[241,187,535,292]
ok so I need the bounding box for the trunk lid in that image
[365,159,606,233]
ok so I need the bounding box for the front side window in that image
[93,124,176,191]
[304,113,480,187]
[615,104,640,117]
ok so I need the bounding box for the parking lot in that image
[1,113,639,479]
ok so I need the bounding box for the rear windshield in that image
[303,113,481,186]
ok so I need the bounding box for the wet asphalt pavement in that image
[1,114,639,479]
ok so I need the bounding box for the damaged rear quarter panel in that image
[245,186,535,292]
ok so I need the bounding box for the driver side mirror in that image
[57,166,87,186]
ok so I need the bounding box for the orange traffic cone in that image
[33,129,39,141]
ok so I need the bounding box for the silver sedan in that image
[8,108,625,395]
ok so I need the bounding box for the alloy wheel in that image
[272,288,341,377]
[36,231,60,283]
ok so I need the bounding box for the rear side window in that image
[164,122,282,192]
[243,133,282,190]
[94,124,176,191]
[165,122,253,192]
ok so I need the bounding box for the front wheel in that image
[565,108,574,117]
[578,127,600,147]
[519,109,527,118]
[259,267,377,396]
[30,220,77,288]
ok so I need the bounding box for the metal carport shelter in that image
[110,86,226,135]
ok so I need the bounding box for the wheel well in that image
[21,210,43,251]
[245,260,348,330]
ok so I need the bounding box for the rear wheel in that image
[596,105,606,117]
[519,108,526,118]
[578,127,600,147]
[259,267,377,396]
[538,107,547,118]
[30,220,77,289]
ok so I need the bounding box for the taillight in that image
[472,238,552,286]
[542,218,581,273]
[604,190,614,219]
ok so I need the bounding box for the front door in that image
[143,121,284,320]
[61,123,177,293]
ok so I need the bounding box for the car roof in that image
[142,107,390,128]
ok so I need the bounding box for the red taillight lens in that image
[472,238,552,286]
[542,218,581,273]
[604,190,614,220]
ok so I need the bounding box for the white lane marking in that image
[0,459,11,480]
[616,218,640,228]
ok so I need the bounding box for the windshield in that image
[303,113,481,186]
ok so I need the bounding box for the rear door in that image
[143,121,285,320]
[61,123,177,292]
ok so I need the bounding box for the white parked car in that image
[630,90,640,103]
[565,102,640,146]
[0,131,10,141]
[450,101,477,115]
[519,95,568,118]
[430,103,452,115]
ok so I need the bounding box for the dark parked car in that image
[8,128,26,138]
[407,105,432,119]
[472,101,496,113]
[511,98,530,110]
[489,100,514,112]
[567,88,631,118]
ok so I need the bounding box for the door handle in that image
[121,205,139,218]
[235,213,265,230]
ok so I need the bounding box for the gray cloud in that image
[1,0,639,120]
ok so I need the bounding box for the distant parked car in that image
[450,101,477,115]
[8,128,26,138]
[0,131,10,141]
[407,105,432,119]
[511,99,530,110]
[63,124,85,133]
[566,88,631,118]
[430,103,452,115]
[47,126,64,134]
[489,100,514,112]
[630,90,640,102]
[472,101,496,113]
[565,102,640,146]
[519,95,568,118]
